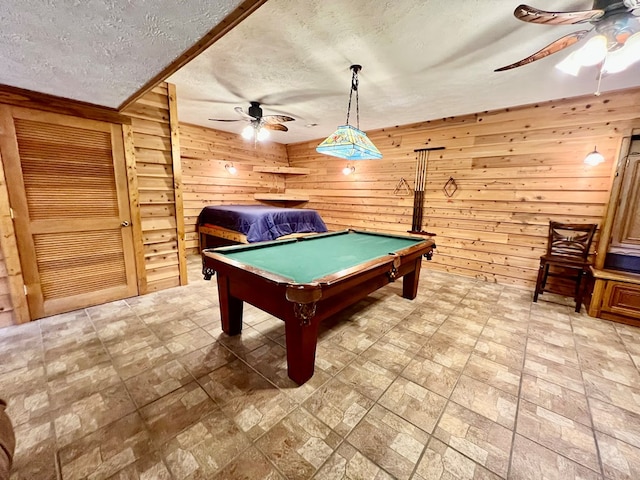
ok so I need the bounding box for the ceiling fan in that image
[209,101,295,139]
[495,0,640,72]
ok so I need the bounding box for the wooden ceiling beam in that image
[118,0,269,112]
[0,84,131,124]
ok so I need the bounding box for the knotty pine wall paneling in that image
[286,88,640,289]
[122,82,187,292]
[179,123,290,254]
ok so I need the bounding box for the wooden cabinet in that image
[589,135,640,327]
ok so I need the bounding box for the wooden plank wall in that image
[286,88,640,289]
[0,245,11,327]
[179,123,290,254]
[122,82,186,292]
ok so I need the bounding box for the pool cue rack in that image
[408,146,444,236]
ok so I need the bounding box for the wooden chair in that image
[533,222,597,312]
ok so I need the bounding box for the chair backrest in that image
[546,222,597,261]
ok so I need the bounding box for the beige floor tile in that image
[433,401,513,478]
[334,357,397,402]
[474,337,524,370]
[9,414,57,480]
[198,359,297,440]
[125,358,194,408]
[346,404,429,480]
[525,337,580,369]
[401,353,461,398]
[313,442,394,479]
[0,364,50,427]
[378,377,446,434]
[139,381,219,446]
[5,257,640,479]
[578,350,640,389]
[52,383,136,448]
[48,362,122,408]
[211,446,284,479]
[162,409,251,479]
[418,331,475,372]
[516,399,599,471]
[450,375,518,429]
[303,377,374,437]
[583,371,640,416]
[361,337,419,375]
[590,397,640,449]
[256,407,342,479]
[510,434,601,480]
[314,341,358,377]
[414,437,503,480]
[177,341,238,379]
[463,354,521,396]
[596,431,640,480]
[523,350,585,394]
[520,373,591,426]
[58,412,154,480]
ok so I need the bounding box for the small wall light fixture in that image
[225,162,238,175]
[583,146,605,166]
[342,164,355,175]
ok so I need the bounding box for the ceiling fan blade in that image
[208,118,242,122]
[234,106,257,120]
[262,114,295,124]
[514,4,605,25]
[262,123,288,132]
[494,29,590,71]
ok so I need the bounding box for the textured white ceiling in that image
[168,0,640,144]
[0,0,246,107]
[2,1,639,144]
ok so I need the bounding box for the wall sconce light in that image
[583,146,605,166]
[342,164,355,175]
[316,65,382,160]
[225,163,238,175]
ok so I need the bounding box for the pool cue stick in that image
[411,147,445,234]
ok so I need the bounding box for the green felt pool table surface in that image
[209,230,426,283]
[202,229,435,385]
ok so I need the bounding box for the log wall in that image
[286,88,640,289]
[179,123,289,254]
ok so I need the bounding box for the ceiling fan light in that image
[241,124,254,140]
[556,52,582,76]
[575,34,608,66]
[256,127,270,141]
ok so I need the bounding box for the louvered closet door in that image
[0,107,137,319]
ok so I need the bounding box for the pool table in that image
[202,229,435,384]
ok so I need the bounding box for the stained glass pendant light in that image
[316,65,382,160]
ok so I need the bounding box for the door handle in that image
[121,221,130,227]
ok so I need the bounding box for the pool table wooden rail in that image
[202,230,435,384]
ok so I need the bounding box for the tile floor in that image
[1,256,640,479]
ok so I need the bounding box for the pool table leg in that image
[402,257,423,300]
[284,317,320,385]
[217,274,243,335]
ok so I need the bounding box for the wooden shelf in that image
[254,193,309,202]
[253,166,310,175]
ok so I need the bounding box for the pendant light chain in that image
[345,65,361,128]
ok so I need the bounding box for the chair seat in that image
[539,254,590,269]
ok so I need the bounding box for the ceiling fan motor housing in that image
[248,102,263,119]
